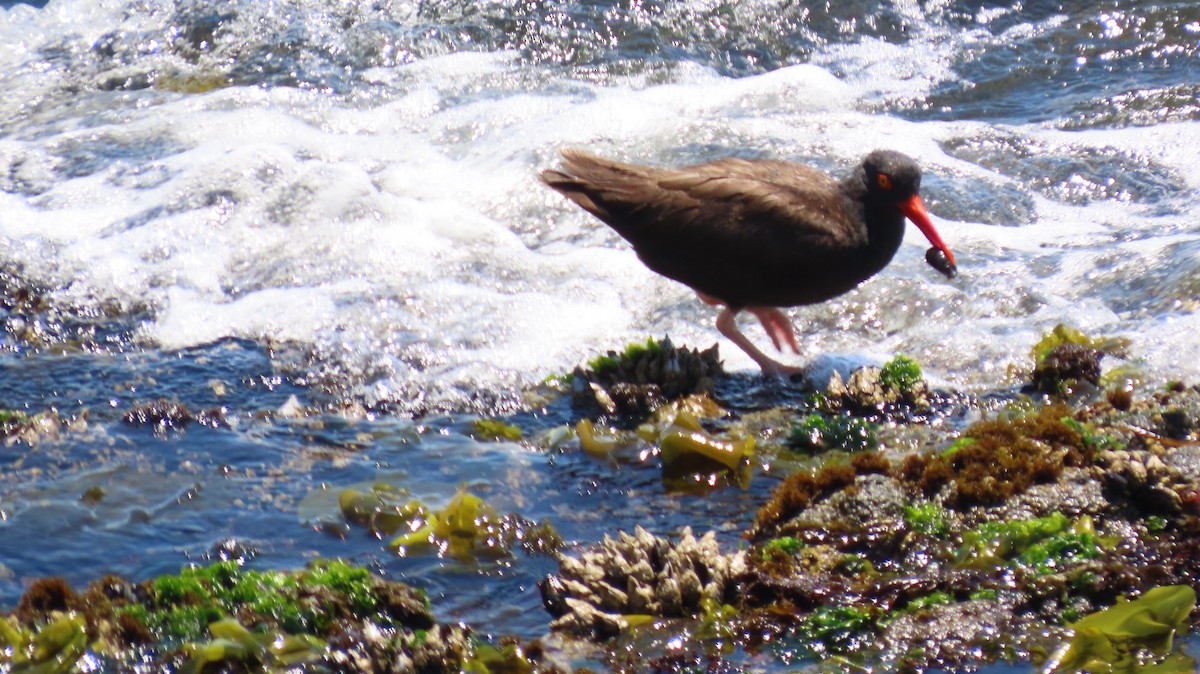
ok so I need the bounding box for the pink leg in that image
[747,307,800,354]
[714,306,805,378]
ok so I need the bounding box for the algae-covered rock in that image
[0,560,487,674]
[1030,343,1104,395]
[788,473,909,532]
[900,403,1090,509]
[785,413,878,453]
[1025,324,1130,396]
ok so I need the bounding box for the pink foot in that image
[748,307,800,354]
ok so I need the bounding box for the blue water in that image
[0,0,1198,670]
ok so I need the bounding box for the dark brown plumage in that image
[541,149,956,376]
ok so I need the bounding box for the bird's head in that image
[862,150,956,278]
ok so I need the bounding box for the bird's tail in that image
[540,149,647,220]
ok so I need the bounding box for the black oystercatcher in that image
[541,149,956,376]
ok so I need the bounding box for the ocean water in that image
[0,0,1197,668]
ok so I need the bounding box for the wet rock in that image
[1098,446,1188,513]
[1159,407,1196,440]
[788,474,909,532]
[1164,445,1200,483]
[0,408,83,445]
[825,365,930,413]
[540,526,746,637]
[123,399,226,431]
[999,468,1109,521]
[880,599,1027,671]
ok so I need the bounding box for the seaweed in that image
[575,419,626,458]
[142,559,413,639]
[181,618,325,673]
[471,419,523,441]
[0,409,33,437]
[384,486,563,559]
[0,612,87,674]
[659,428,754,478]
[1027,324,1130,396]
[1045,585,1196,674]
[760,537,805,560]
[904,591,954,612]
[900,404,1088,508]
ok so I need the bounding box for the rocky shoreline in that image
[4,326,1199,673]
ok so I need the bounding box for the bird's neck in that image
[840,172,907,266]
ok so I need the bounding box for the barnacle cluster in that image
[572,337,722,415]
[540,526,746,637]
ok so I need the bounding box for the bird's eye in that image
[876,174,893,190]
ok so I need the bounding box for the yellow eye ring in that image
[876,174,892,190]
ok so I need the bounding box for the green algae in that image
[0,409,32,436]
[139,559,394,641]
[761,536,805,560]
[785,414,878,453]
[905,591,954,612]
[588,337,664,377]
[879,355,923,393]
[956,513,1102,575]
[939,437,976,458]
[903,502,950,537]
[797,605,877,655]
[2,561,457,673]
[1060,416,1127,451]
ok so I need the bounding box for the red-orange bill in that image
[899,195,956,277]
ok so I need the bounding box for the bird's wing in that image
[543,152,858,250]
[651,158,860,249]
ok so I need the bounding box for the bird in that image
[540,148,957,377]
